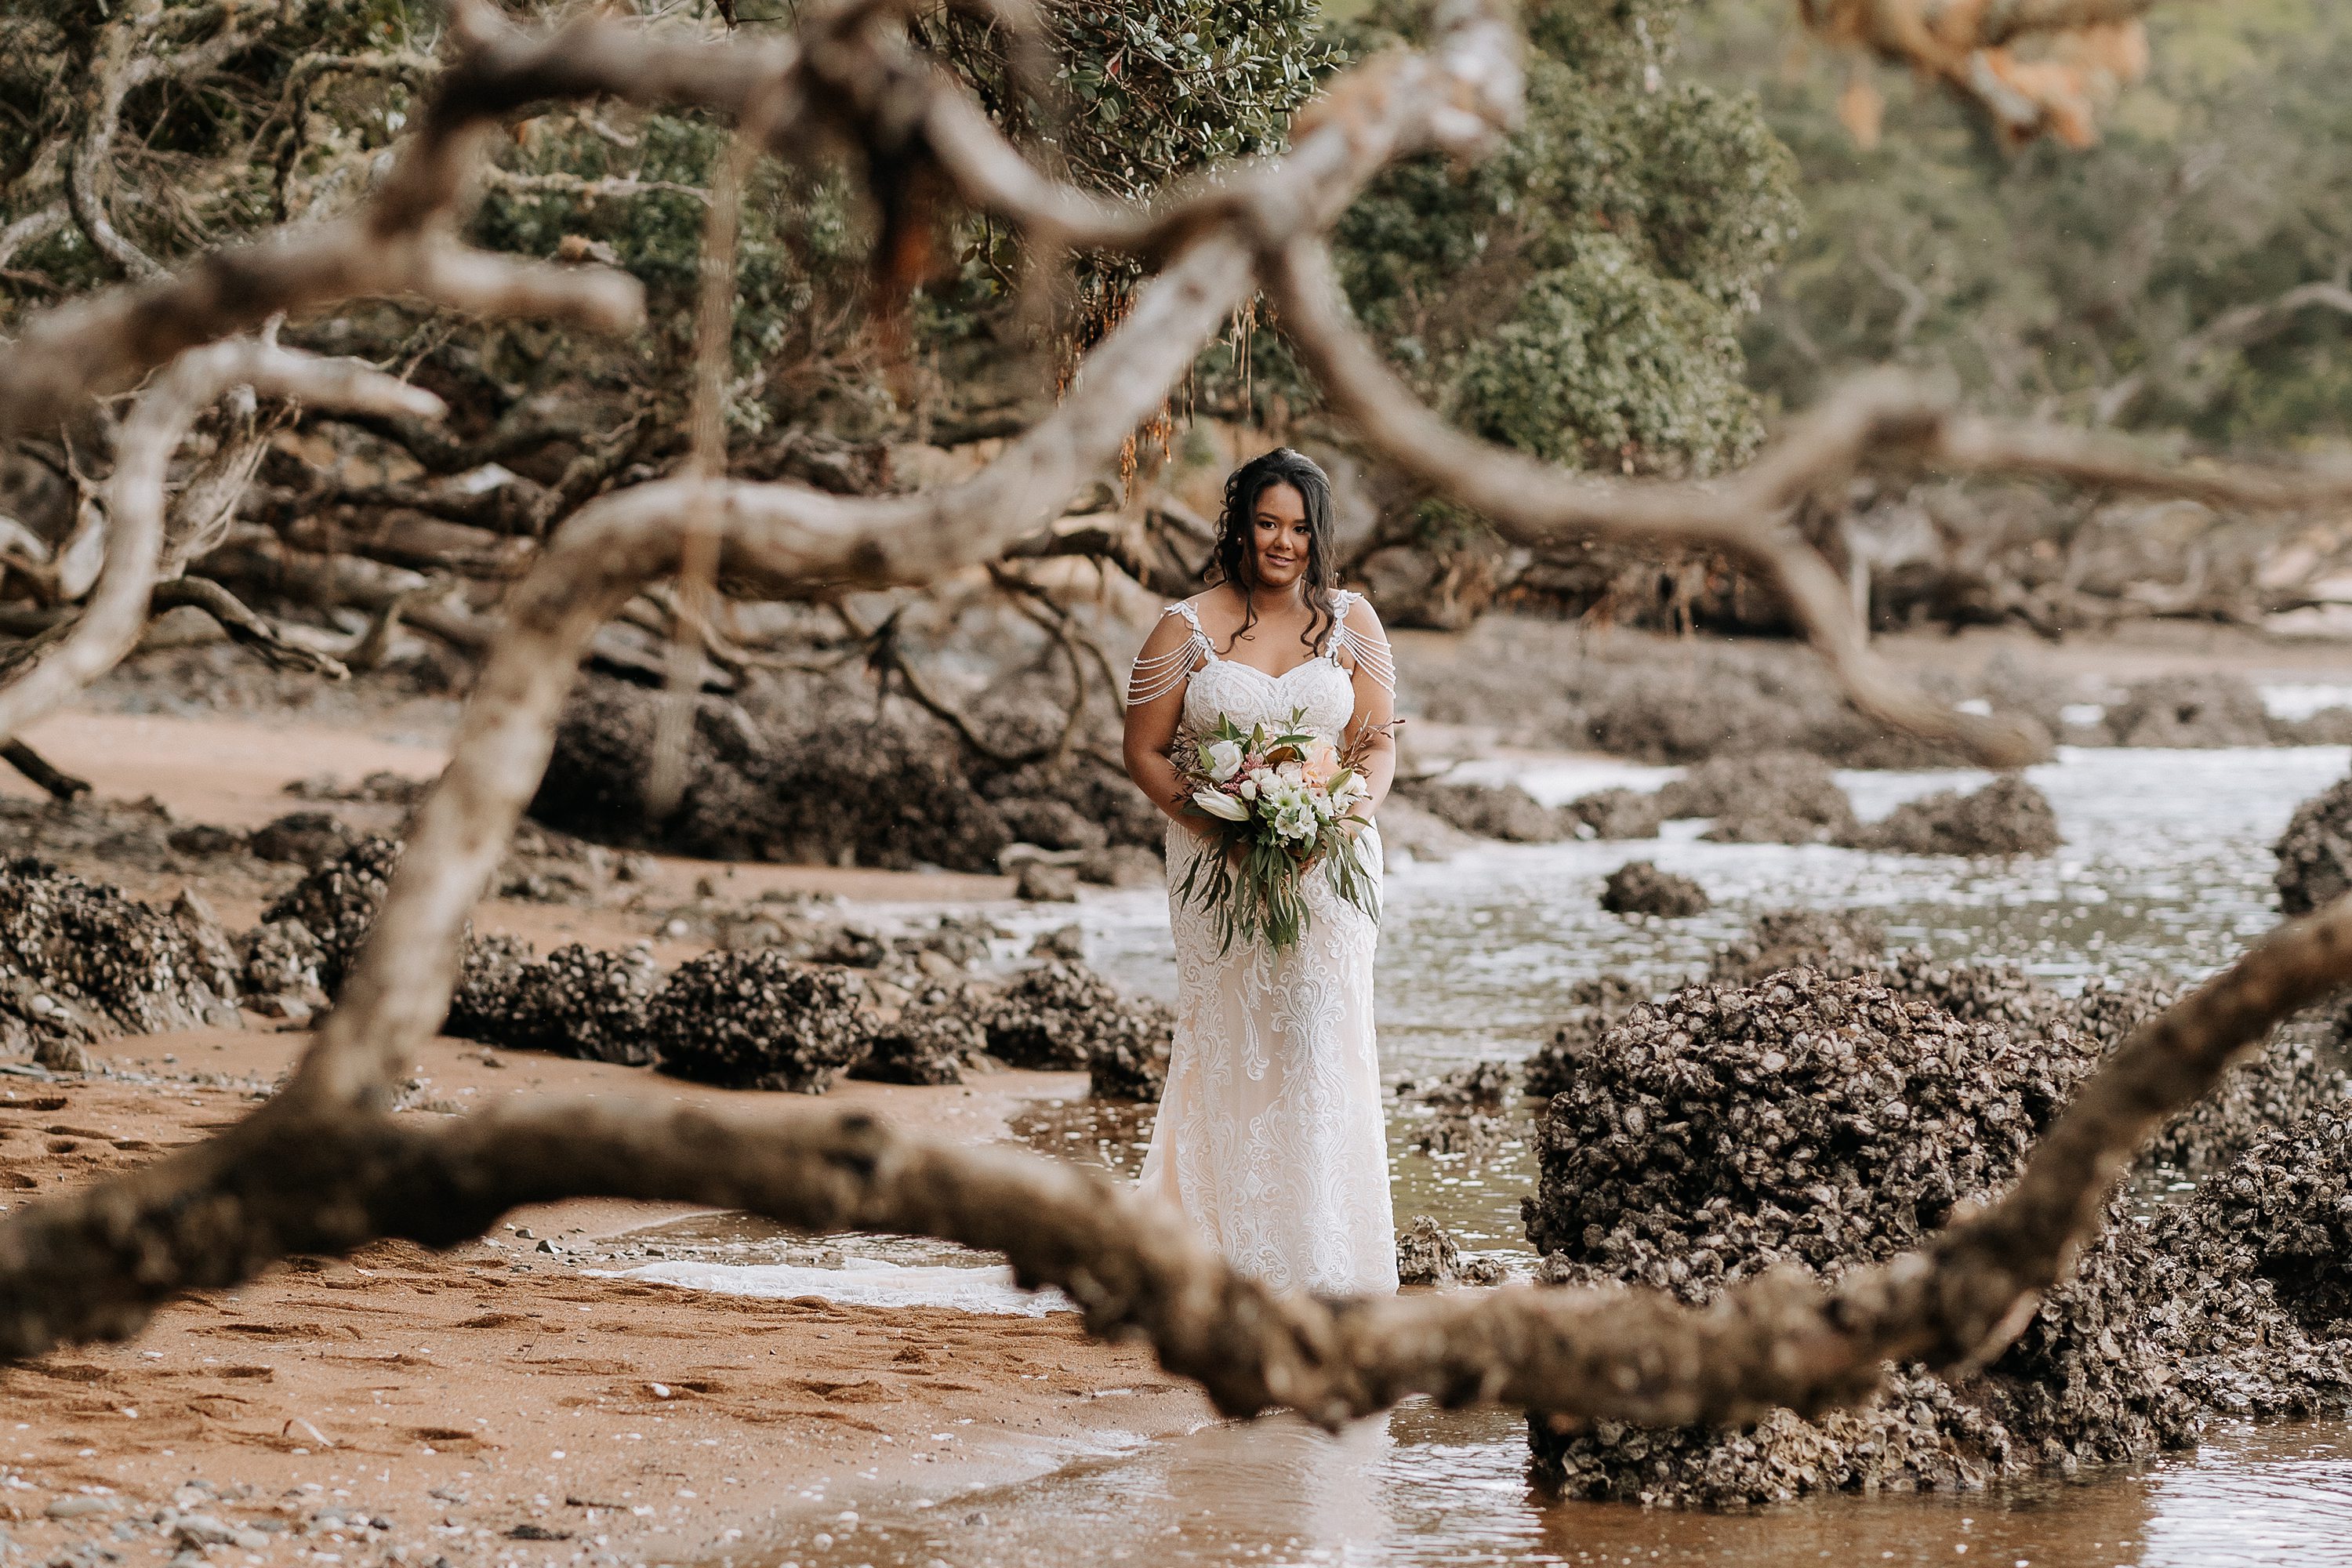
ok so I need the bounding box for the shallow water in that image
[707,743,2352,1566]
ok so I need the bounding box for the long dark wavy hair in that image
[1205,447,1339,657]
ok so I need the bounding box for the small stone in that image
[1015,862,1080,902]
[46,1497,116,1519]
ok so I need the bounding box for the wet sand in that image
[0,1033,1211,1568]
[0,704,1201,1566]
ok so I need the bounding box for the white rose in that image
[1191,789,1250,822]
[1238,776,1259,800]
[1203,739,1244,783]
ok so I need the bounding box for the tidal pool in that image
[742,743,2352,1566]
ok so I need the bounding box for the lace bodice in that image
[1184,655,1356,742]
[1129,591,1392,746]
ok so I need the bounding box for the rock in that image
[530,674,1161,874]
[237,920,325,1004]
[1598,860,1708,919]
[0,858,243,1058]
[1015,861,1080,902]
[1704,908,1886,985]
[1396,1214,1465,1286]
[1517,960,2352,1506]
[997,798,1109,853]
[1397,615,2055,768]
[1524,970,2095,1280]
[851,983,993,1086]
[1405,779,1563,843]
[1404,1060,1519,1158]
[1086,1000,1174,1102]
[45,1497,117,1519]
[494,821,633,906]
[1523,976,1657,1101]
[165,823,245,858]
[2103,672,2274,748]
[647,953,879,1092]
[246,811,360,869]
[1522,970,2136,1504]
[1028,925,1086,963]
[285,771,433,806]
[2275,771,2352,915]
[1838,775,2061,857]
[1368,796,1478,862]
[1076,844,1163,887]
[260,836,400,993]
[986,961,1171,1080]
[1562,787,1664,840]
[448,942,659,1065]
[1658,751,1857,844]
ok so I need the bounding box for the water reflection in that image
[748,745,2352,1567]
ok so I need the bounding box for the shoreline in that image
[0,1033,1215,1568]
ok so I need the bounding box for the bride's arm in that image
[1122,612,1208,833]
[1338,596,1398,818]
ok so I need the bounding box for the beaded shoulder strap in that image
[1324,589,1396,695]
[1126,601,1213,706]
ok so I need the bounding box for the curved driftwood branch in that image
[2,889,2347,1433]
[5,0,2352,1467]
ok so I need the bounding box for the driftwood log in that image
[1,0,2350,1450]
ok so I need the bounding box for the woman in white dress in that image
[1120,448,1400,1296]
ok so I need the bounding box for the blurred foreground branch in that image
[0,0,2348,1461]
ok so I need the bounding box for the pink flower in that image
[1302,742,1341,787]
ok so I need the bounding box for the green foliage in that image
[1683,0,2352,448]
[1457,235,1759,474]
[920,0,1334,201]
[1327,0,1799,476]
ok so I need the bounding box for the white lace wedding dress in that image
[1131,593,1399,1296]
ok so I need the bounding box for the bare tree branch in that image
[2093,277,2352,426]
[0,341,436,744]
[5,0,2352,1479]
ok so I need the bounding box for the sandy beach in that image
[0,1033,1213,1568]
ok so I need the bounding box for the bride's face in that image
[1249,481,1312,592]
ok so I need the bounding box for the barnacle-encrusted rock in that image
[1404,1059,1519,1158]
[1394,1214,1505,1286]
[1659,752,1857,844]
[2103,672,2274,749]
[986,961,1171,1074]
[853,982,995,1086]
[646,952,879,1093]
[0,858,241,1052]
[1405,779,1565,843]
[1519,970,2169,1504]
[2275,771,2352,915]
[1523,975,1656,1100]
[236,920,326,1002]
[1704,909,1886,985]
[261,836,401,992]
[1086,997,1175,1102]
[514,943,659,1065]
[444,934,539,1046]
[1599,860,1709,919]
[1519,960,2352,1506]
[1838,776,2061,858]
[1562,787,1664,840]
[1524,971,2094,1276]
[247,811,360,869]
[530,675,1159,874]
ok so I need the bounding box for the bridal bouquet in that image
[1172,708,1382,954]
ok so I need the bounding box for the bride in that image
[1120,448,1400,1296]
